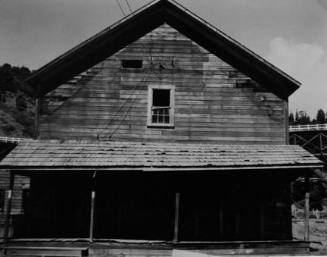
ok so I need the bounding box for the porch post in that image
[89,171,96,242]
[173,192,180,243]
[3,171,15,246]
[304,176,310,241]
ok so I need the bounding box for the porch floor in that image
[1,239,310,256]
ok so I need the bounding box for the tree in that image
[0,63,34,137]
[295,110,311,125]
[316,109,326,124]
[295,111,300,125]
[289,112,295,125]
[0,63,31,92]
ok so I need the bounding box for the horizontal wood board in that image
[40,24,287,144]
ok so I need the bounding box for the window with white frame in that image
[147,85,174,127]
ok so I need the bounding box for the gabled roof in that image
[26,0,300,99]
[0,140,322,171]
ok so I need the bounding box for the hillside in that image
[0,64,34,138]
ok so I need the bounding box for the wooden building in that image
[0,138,30,239]
[0,0,323,255]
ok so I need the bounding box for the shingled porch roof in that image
[0,140,322,171]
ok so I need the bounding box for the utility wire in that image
[97,76,148,140]
[125,0,132,13]
[116,0,126,16]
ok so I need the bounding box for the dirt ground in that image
[293,219,327,254]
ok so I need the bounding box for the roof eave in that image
[25,0,167,97]
[25,0,300,99]
[3,164,323,172]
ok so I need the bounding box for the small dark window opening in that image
[0,189,5,212]
[121,60,143,69]
[152,89,171,124]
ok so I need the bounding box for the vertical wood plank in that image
[3,171,15,246]
[173,192,180,243]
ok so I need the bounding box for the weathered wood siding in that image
[0,170,30,237]
[39,24,287,144]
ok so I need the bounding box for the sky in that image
[0,0,326,117]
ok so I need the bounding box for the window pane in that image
[153,89,170,107]
[159,114,163,123]
[152,115,156,124]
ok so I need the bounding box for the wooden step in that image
[3,246,88,257]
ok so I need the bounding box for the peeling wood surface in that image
[0,170,30,227]
[39,24,287,144]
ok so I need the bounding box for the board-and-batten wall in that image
[39,24,287,144]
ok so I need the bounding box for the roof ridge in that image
[25,0,300,99]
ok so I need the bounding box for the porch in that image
[0,140,323,255]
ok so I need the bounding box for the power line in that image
[116,0,126,16]
[125,0,132,13]
[97,76,148,140]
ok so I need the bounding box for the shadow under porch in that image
[10,170,296,242]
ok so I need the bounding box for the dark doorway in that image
[95,173,175,240]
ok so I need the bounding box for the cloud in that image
[317,0,327,10]
[266,37,327,117]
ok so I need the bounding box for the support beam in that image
[173,192,180,243]
[304,176,310,242]
[89,191,96,242]
[89,171,96,242]
[3,171,15,247]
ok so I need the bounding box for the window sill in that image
[147,124,175,129]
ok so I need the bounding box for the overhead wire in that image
[116,0,126,16]
[125,0,132,13]
[97,76,148,140]
[96,10,174,140]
